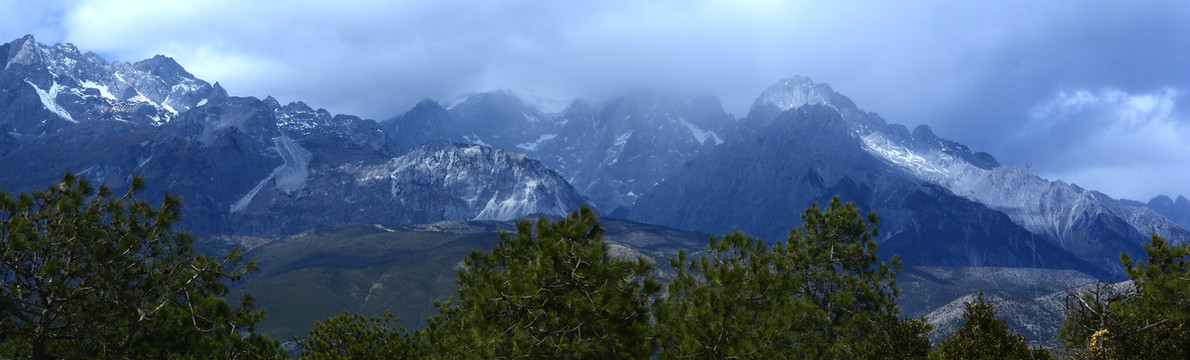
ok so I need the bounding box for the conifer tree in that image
[656,197,930,359]
[655,231,817,358]
[300,311,419,359]
[419,206,662,359]
[0,173,280,359]
[932,292,1052,360]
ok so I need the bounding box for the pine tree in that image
[933,292,1051,360]
[0,173,280,359]
[419,206,662,359]
[655,231,819,358]
[300,311,419,359]
[656,197,930,359]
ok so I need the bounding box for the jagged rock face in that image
[0,35,221,156]
[384,90,734,211]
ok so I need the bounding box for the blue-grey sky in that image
[2,0,1187,201]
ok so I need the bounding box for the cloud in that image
[0,0,66,42]
[32,1,1027,118]
[49,1,685,118]
[1012,87,1190,200]
[11,1,1180,123]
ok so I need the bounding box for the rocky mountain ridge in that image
[1,35,222,155]
[0,36,582,237]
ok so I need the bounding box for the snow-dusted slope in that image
[382,142,582,221]
[749,76,1189,244]
[855,113,1187,248]
[765,77,1187,271]
[867,132,1169,238]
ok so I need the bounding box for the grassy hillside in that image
[227,218,708,340]
[227,224,499,339]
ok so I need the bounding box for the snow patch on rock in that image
[80,80,117,100]
[272,136,313,194]
[517,134,557,152]
[676,116,722,145]
[25,80,75,123]
[229,136,312,213]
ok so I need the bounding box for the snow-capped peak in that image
[4,35,43,70]
[2,35,216,130]
[745,76,868,128]
[757,76,834,112]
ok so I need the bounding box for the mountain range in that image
[389,75,1189,277]
[1,35,582,237]
[3,35,1189,309]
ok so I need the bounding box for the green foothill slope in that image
[227,219,707,340]
[227,224,500,339]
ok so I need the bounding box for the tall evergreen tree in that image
[655,231,818,358]
[419,206,662,359]
[0,173,280,359]
[656,197,930,359]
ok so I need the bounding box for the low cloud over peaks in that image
[1012,87,1188,200]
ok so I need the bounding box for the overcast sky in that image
[2,0,1188,201]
